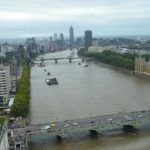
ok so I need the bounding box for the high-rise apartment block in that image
[85,30,92,50]
[69,26,74,49]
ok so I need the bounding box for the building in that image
[76,37,84,48]
[0,43,18,58]
[135,57,150,75]
[50,36,53,43]
[85,30,92,50]
[0,43,7,57]
[0,65,11,107]
[88,46,117,53]
[10,60,20,94]
[69,26,74,49]
[92,38,99,46]
[0,117,8,150]
[54,33,57,41]
[60,33,64,42]
[26,37,37,57]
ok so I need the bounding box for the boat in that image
[84,64,88,67]
[47,72,50,75]
[78,62,81,65]
[45,79,50,83]
[46,78,58,85]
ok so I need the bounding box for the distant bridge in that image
[8,110,150,149]
[33,57,93,64]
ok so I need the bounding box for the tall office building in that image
[54,33,57,41]
[26,37,37,56]
[0,65,10,106]
[69,26,74,49]
[60,33,64,42]
[85,30,92,50]
[50,36,53,43]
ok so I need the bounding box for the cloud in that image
[0,0,150,38]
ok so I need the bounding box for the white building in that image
[0,118,8,150]
[0,44,15,57]
[92,39,99,46]
[0,44,7,57]
[0,65,11,106]
[88,46,117,53]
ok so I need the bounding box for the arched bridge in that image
[33,57,93,64]
[10,110,150,141]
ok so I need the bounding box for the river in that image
[30,50,150,150]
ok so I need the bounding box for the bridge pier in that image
[123,125,139,134]
[9,135,28,150]
[56,135,63,143]
[69,58,72,63]
[55,59,58,64]
[82,58,85,62]
[41,58,44,63]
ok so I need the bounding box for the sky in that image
[0,0,150,39]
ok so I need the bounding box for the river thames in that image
[30,50,150,150]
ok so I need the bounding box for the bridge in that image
[8,110,150,149]
[33,57,93,64]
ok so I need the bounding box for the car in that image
[90,121,94,124]
[26,130,31,133]
[124,115,132,121]
[41,125,50,130]
[72,122,78,126]
[138,114,143,118]
[107,118,112,121]
[64,124,70,127]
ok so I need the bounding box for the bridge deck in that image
[35,57,83,61]
[33,57,95,62]
[11,110,150,137]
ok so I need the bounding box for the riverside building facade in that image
[0,65,11,107]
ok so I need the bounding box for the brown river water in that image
[30,50,150,150]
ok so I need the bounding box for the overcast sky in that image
[0,0,150,38]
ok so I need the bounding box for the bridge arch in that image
[89,129,99,138]
[123,125,139,134]
[56,135,63,143]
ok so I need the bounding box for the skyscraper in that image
[69,26,74,49]
[26,37,37,56]
[85,30,92,50]
[54,33,57,41]
[60,33,64,42]
[50,36,53,43]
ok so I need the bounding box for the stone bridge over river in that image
[8,110,150,149]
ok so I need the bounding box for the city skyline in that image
[0,0,150,38]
